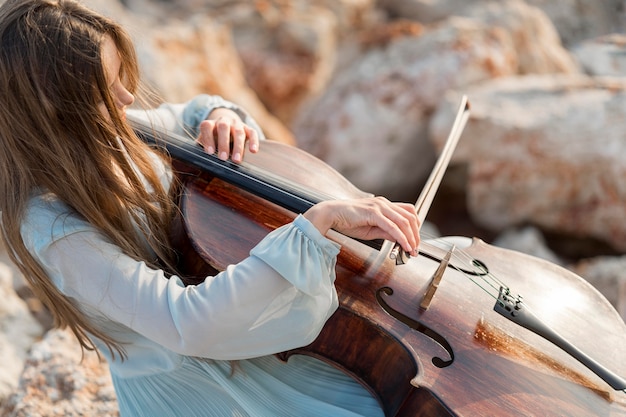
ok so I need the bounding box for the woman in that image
[0,1,420,416]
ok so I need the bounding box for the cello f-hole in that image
[376,286,454,368]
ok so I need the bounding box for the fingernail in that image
[208,146,215,154]
[233,152,241,162]
[219,151,228,160]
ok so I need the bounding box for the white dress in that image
[20,95,385,417]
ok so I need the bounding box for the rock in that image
[1,329,117,417]
[465,0,579,74]
[293,16,517,202]
[206,1,343,124]
[380,0,581,75]
[0,262,44,405]
[378,0,467,24]
[573,33,626,77]
[0,239,26,292]
[572,256,626,322]
[524,0,624,47]
[430,75,626,252]
[492,225,563,266]
[377,0,624,47]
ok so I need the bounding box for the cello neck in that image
[128,114,321,215]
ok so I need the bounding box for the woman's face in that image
[99,35,134,120]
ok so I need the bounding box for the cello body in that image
[135,118,626,416]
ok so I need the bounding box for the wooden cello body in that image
[132,118,626,417]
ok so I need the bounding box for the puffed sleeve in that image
[126,94,266,140]
[22,197,340,360]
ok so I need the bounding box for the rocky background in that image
[2,0,626,415]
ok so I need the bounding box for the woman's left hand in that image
[196,108,260,163]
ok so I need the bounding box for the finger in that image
[379,209,413,253]
[215,118,233,161]
[394,202,421,253]
[197,120,217,155]
[245,126,260,153]
[375,200,420,255]
[230,123,247,163]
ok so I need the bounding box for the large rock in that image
[573,34,626,77]
[205,1,344,124]
[377,0,624,47]
[524,0,624,47]
[572,256,626,322]
[492,225,564,266]
[430,75,626,252]
[379,0,582,76]
[291,0,581,202]
[465,0,579,74]
[293,16,518,202]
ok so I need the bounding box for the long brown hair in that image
[0,0,178,359]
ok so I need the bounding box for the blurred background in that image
[2,0,626,415]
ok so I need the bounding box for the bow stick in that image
[385,95,470,265]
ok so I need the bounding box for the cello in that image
[129,97,626,416]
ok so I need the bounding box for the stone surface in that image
[1,329,117,417]
[0,260,43,406]
[430,75,626,253]
[293,16,518,202]
[377,0,624,46]
[466,0,580,74]
[573,255,626,321]
[573,33,626,76]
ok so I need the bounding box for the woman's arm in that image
[25,206,339,360]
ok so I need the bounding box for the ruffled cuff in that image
[249,215,340,295]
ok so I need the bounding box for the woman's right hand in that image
[303,197,420,256]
